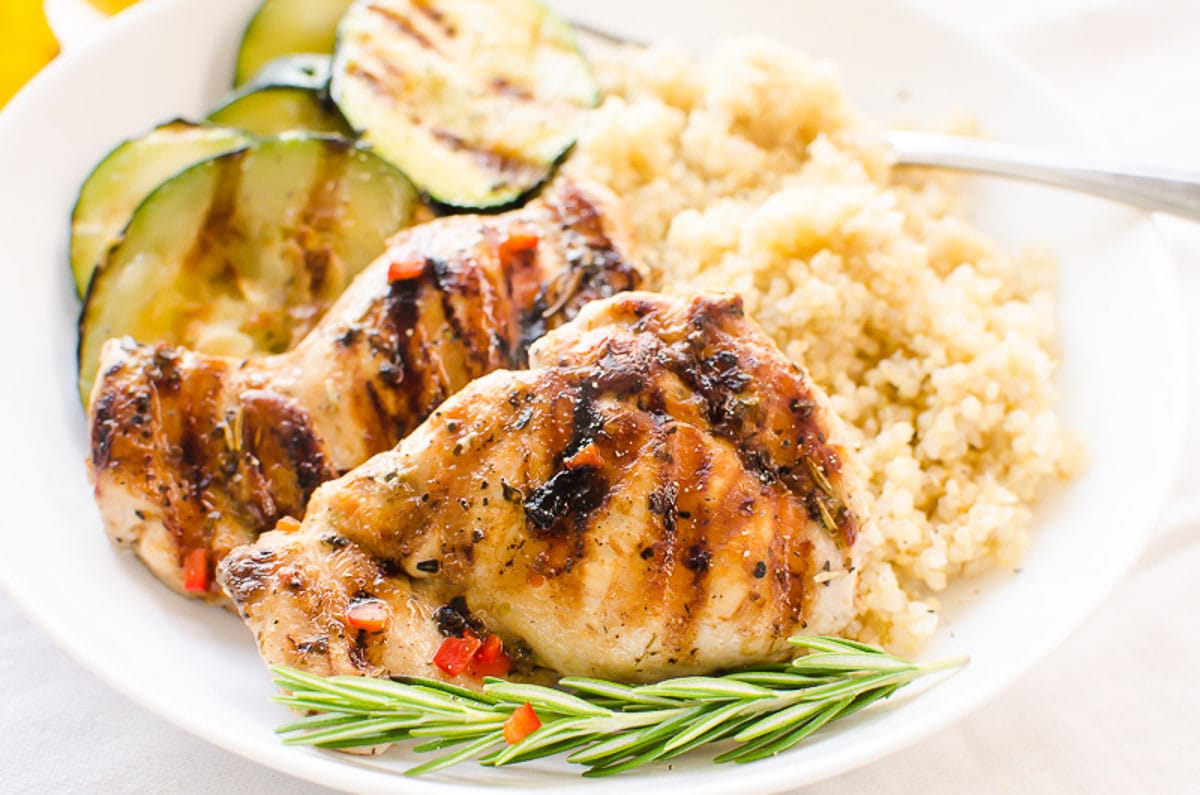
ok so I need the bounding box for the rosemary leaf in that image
[274,713,363,735]
[566,706,703,765]
[558,677,682,708]
[788,635,889,655]
[487,721,593,765]
[312,730,420,750]
[724,670,830,688]
[271,696,381,716]
[732,697,830,743]
[489,732,600,766]
[403,733,505,778]
[407,719,506,738]
[719,698,852,763]
[662,701,759,752]
[410,735,475,754]
[280,716,426,746]
[390,676,503,705]
[635,677,775,701]
[787,653,916,676]
[482,681,612,717]
[658,711,766,761]
[784,670,915,703]
[271,667,396,707]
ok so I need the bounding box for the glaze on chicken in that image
[87,181,641,599]
[218,292,867,686]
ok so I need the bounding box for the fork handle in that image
[884,130,1200,221]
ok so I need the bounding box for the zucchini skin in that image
[421,142,579,217]
[211,55,352,137]
[208,85,353,137]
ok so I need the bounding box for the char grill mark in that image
[362,278,435,449]
[295,147,351,307]
[89,391,120,471]
[180,153,246,276]
[645,460,679,587]
[431,254,488,370]
[516,186,640,359]
[219,546,280,605]
[367,3,438,51]
[412,0,454,35]
[362,379,393,450]
[564,382,604,461]
[770,533,815,622]
[523,381,610,576]
[428,128,544,186]
[157,355,228,556]
[654,299,857,546]
[239,389,333,528]
[645,421,721,656]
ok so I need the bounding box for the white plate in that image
[0,0,1186,792]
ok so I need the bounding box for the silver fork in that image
[574,22,1200,221]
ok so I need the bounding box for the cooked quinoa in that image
[565,38,1084,650]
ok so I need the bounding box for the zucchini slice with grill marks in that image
[234,0,355,86]
[78,134,418,403]
[331,0,599,209]
[70,121,250,295]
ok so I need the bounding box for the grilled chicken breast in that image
[88,181,642,600]
[218,292,867,686]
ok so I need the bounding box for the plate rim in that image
[0,0,1188,792]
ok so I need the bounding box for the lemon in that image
[85,0,141,13]
[0,0,60,109]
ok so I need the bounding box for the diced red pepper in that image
[182,548,208,593]
[503,702,541,745]
[470,656,512,678]
[433,634,481,676]
[564,441,605,470]
[468,633,512,678]
[474,633,505,663]
[498,231,539,260]
[387,257,427,282]
[275,515,301,533]
[346,598,389,632]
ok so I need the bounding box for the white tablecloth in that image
[4,0,1198,791]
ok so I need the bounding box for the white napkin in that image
[2,0,1196,792]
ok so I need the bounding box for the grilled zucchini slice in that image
[213,54,351,136]
[234,0,355,86]
[239,52,332,93]
[331,0,599,209]
[209,86,351,136]
[78,135,417,402]
[70,121,250,295]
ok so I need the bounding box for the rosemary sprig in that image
[273,636,966,777]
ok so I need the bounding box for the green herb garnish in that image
[273,635,966,777]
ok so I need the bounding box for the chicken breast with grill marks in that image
[218,292,867,685]
[87,181,642,601]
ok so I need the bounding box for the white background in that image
[2,0,1198,791]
